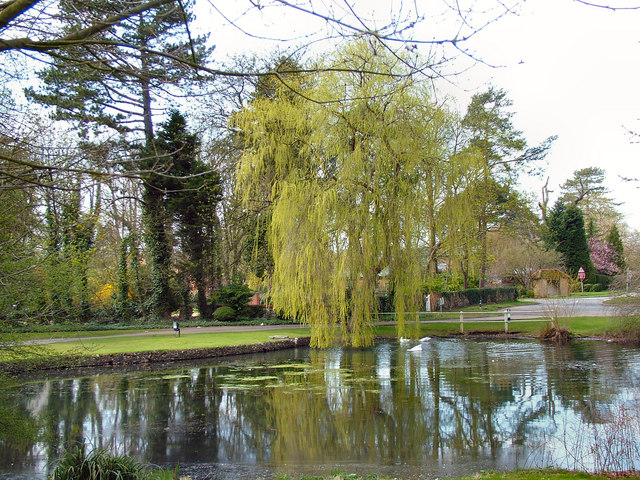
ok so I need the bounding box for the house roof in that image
[531,268,570,280]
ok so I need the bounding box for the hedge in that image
[438,287,518,310]
[376,286,518,312]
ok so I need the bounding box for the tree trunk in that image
[479,215,488,288]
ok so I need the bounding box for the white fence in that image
[375,309,549,334]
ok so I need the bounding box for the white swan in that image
[419,336,431,343]
[408,344,423,352]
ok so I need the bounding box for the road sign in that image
[578,267,586,280]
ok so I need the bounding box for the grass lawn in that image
[569,291,614,298]
[604,295,640,306]
[374,316,616,338]
[6,329,150,341]
[34,327,312,357]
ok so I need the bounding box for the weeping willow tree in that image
[235,39,477,347]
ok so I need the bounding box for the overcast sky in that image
[453,0,640,232]
[200,0,640,231]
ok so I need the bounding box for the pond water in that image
[2,338,640,480]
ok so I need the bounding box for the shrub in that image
[213,306,236,322]
[584,283,603,292]
[539,324,571,344]
[212,283,254,316]
[520,288,534,299]
[247,304,266,319]
[596,274,612,290]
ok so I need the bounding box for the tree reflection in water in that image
[2,338,640,479]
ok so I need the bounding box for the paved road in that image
[505,296,617,317]
[18,297,619,345]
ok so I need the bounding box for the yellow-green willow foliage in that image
[235,39,477,347]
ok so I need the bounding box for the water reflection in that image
[2,339,640,479]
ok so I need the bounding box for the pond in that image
[2,338,640,480]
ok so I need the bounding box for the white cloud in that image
[443,0,640,229]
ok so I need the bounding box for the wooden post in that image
[459,311,464,334]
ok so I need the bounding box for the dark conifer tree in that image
[157,110,221,318]
[547,201,595,282]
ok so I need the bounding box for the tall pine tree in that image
[461,87,554,287]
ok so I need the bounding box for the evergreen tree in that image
[157,110,221,318]
[116,235,133,319]
[559,167,607,206]
[547,201,595,281]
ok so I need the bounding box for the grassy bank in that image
[2,300,540,336]
[6,328,310,358]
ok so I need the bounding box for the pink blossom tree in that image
[589,237,620,276]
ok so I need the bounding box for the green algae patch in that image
[268,363,310,370]
[246,375,280,382]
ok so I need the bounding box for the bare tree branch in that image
[573,0,640,10]
[0,0,40,29]
[0,0,174,52]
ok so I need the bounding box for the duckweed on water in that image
[245,375,280,382]
[268,363,310,369]
[218,384,257,390]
